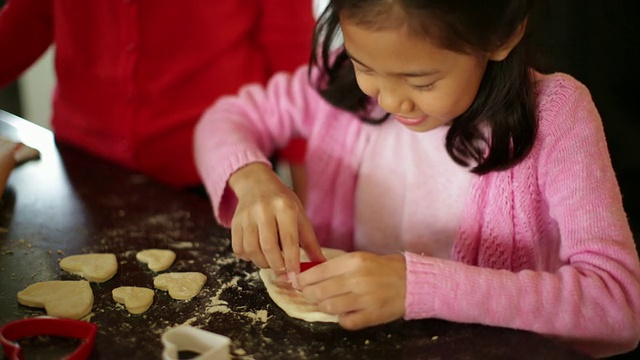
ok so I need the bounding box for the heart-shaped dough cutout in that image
[17,280,94,320]
[136,249,176,272]
[154,272,206,300]
[112,286,155,314]
[60,253,118,283]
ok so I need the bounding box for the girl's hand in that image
[228,162,325,275]
[298,252,407,330]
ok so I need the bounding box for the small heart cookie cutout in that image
[136,249,176,272]
[17,280,94,320]
[112,286,155,314]
[154,272,206,300]
[60,253,118,283]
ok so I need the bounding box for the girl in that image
[194,0,640,357]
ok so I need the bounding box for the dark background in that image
[531,2,640,357]
[1,0,638,357]
[531,0,640,242]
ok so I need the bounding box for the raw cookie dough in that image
[60,253,118,282]
[17,280,93,320]
[259,248,346,323]
[136,249,176,272]
[112,286,155,314]
[154,272,206,300]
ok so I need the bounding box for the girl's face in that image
[340,18,488,133]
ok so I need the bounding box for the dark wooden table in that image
[0,109,591,359]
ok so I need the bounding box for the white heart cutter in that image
[161,325,231,360]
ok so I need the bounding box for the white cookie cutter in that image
[161,325,231,360]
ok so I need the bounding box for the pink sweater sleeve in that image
[193,65,320,226]
[403,78,640,357]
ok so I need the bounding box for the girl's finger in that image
[298,215,324,263]
[301,273,350,303]
[277,210,301,274]
[317,292,363,316]
[243,224,269,268]
[230,222,247,260]
[338,309,372,331]
[259,217,286,274]
[298,254,357,287]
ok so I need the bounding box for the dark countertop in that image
[0,110,591,359]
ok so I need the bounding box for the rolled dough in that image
[154,272,206,300]
[259,248,345,323]
[136,249,176,272]
[112,286,155,314]
[59,253,118,283]
[17,280,94,320]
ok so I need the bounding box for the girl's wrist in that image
[228,162,277,197]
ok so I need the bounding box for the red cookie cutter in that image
[0,317,98,360]
[300,261,324,272]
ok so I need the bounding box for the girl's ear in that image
[488,19,528,61]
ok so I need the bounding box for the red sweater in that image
[0,0,314,186]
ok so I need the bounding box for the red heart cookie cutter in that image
[300,261,324,272]
[0,317,97,360]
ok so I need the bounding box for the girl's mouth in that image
[393,114,427,126]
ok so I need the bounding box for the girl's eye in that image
[411,82,436,92]
[354,67,374,75]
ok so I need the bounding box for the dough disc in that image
[260,248,345,323]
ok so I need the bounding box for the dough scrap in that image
[260,248,346,323]
[136,249,176,272]
[154,272,206,300]
[17,280,93,320]
[59,253,118,283]
[112,286,155,314]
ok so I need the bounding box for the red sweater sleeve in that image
[258,0,315,74]
[258,0,314,163]
[0,0,54,88]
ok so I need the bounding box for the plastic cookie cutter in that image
[161,325,231,360]
[0,317,98,360]
[300,261,324,272]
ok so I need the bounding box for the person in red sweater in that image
[0,0,313,187]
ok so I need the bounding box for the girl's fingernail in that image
[287,271,301,290]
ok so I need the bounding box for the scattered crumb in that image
[181,317,198,326]
[168,241,194,249]
[233,348,247,356]
[431,336,439,341]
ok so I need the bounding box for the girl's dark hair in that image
[310,0,538,174]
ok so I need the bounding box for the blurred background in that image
[0,0,54,128]
[1,0,638,238]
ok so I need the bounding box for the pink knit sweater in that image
[194,66,640,357]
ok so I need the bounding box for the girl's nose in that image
[377,91,414,115]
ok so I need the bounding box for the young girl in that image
[194,0,640,357]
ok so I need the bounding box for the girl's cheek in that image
[355,76,378,98]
